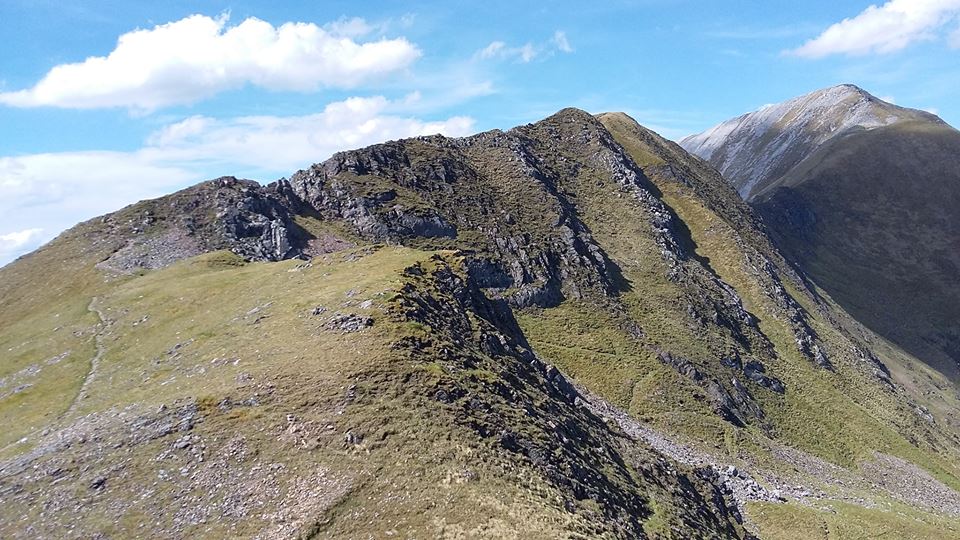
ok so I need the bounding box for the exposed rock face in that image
[95,177,311,273]
[386,254,752,538]
[657,350,765,428]
[287,110,634,308]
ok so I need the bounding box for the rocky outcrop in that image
[286,111,636,308]
[96,177,312,273]
[385,254,752,538]
[657,351,768,429]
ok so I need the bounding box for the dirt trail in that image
[65,296,108,416]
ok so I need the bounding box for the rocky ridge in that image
[3,106,960,537]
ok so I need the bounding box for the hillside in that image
[2,109,960,538]
[681,86,960,381]
[679,85,942,200]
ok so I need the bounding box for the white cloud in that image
[0,152,198,265]
[951,24,960,47]
[0,96,475,266]
[476,40,539,62]
[0,14,421,111]
[144,95,476,171]
[0,229,43,248]
[552,31,573,53]
[0,152,195,210]
[323,14,416,38]
[518,44,537,63]
[879,95,897,104]
[0,228,45,262]
[475,30,573,63]
[789,0,960,58]
[478,41,507,59]
[323,16,374,38]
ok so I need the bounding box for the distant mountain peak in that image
[681,85,960,381]
[542,106,597,126]
[824,82,869,96]
[680,84,942,199]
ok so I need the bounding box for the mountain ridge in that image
[681,85,960,382]
[3,107,960,538]
[680,84,945,200]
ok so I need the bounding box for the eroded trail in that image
[65,296,108,417]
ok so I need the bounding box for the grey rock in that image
[325,313,373,333]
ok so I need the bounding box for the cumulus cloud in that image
[0,14,421,111]
[476,30,573,63]
[0,228,45,262]
[789,0,960,58]
[0,96,475,266]
[144,95,476,171]
[0,152,198,265]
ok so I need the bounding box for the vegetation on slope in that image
[3,107,960,538]
[754,120,960,381]
[1,238,754,538]
[680,86,960,384]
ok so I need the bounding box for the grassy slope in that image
[570,112,960,535]
[754,121,960,381]
[748,500,960,540]
[596,112,955,467]
[1,237,753,538]
[0,217,121,450]
[4,110,960,538]
[0,246,568,538]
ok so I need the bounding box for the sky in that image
[2,0,959,265]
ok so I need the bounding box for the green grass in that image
[0,245,585,538]
[66,246,428,416]
[592,112,960,528]
[749,500,960,540]
[655,166,960,487]
[1,243,753,538]
[0,219,124,450]
[5,108,960,538]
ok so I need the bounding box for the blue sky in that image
[2,0,959,264]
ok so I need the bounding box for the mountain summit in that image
[3,108,960,538]
[682,85,960,380]
[680,84,943,200]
